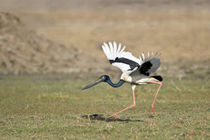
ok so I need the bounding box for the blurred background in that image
[0,0,209,79]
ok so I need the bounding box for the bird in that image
[82,41,163,118]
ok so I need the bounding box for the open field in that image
[0,75,209,139]
[0,0,210,139]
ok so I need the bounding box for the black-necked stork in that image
[82,42,163,118]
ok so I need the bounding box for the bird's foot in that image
[108,113,118,118]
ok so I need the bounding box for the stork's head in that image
[82,75,109,90]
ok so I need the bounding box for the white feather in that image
[116,43,121,54]
[113,41,117,53]
[141,53,145,60]
[102,42,140,72]
[120,45,126,54]
[112,63,130,72]
[109,42,113,53]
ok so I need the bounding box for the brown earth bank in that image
[0,0,209,78]
[0,11,209,79]
[0,12,108,76]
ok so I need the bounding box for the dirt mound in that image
[2,12,206,79]
[0,12,105,75]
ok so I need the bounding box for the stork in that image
[82,42,163,118]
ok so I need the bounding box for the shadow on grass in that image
[82,114,144,122]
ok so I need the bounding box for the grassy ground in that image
[0,75,209,139]
[0,1,209,139]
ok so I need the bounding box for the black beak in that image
[82,78,103,90]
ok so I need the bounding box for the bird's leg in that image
[108,85,136,118]
[148,81,162,113]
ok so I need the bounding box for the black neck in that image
[106,78,125,88]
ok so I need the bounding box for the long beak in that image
[82,78,103,90]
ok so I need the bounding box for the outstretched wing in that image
[102,42,140,72]
[137,53,161,75]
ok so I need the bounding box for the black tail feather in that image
[152,75,163,81]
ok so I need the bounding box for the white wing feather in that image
[102,41,160,74]
[102,42,140,72]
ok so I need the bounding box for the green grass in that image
[0,75,209,139]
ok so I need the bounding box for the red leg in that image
[109,85,136,118]
[148,81,162,113]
